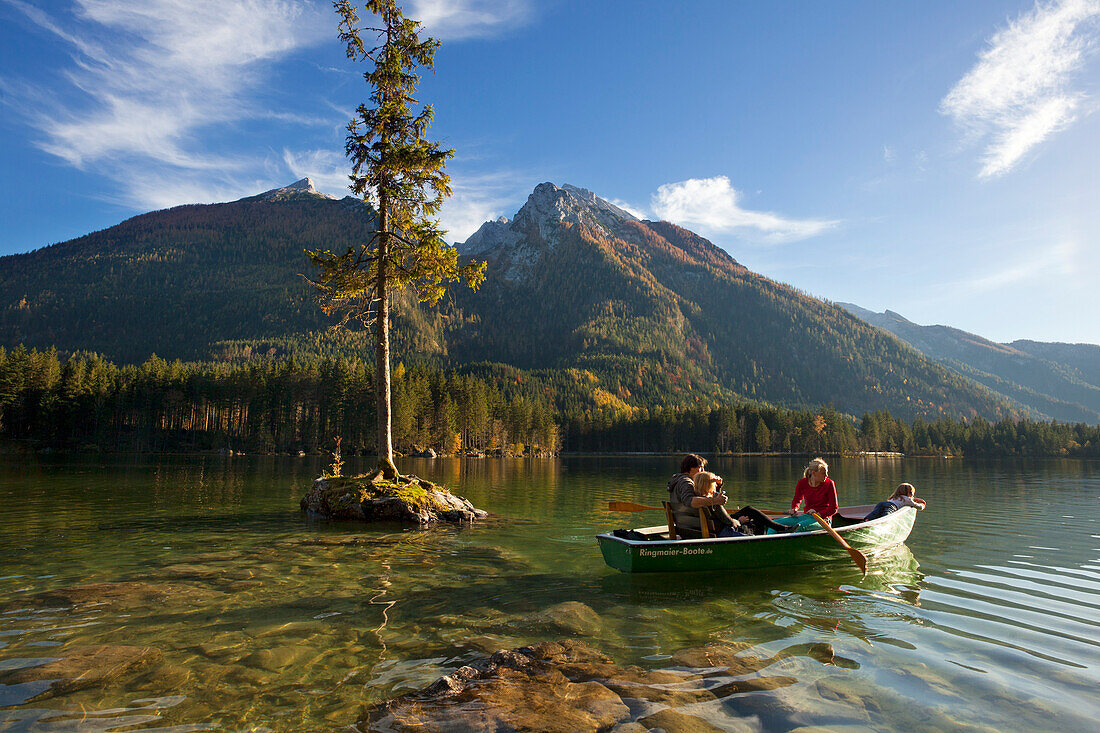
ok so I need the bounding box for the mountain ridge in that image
[0,179,1023,422]
[839,302,1100,423]
[440,182,1012,420]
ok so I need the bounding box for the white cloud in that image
[3,0,330,209]
[408,0,533,40]
[114,174,265,212]
[2,1,533,213]
[608,198,649,220]
[966,239,1078,292]
[282,148,353,198]
[440,171,535,242]
[940,0,1100,178]
[650,176,839,243]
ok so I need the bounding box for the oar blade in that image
[607,501,663,512]
[811,511,868,576]
[848,547,868,575]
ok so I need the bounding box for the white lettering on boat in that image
[637,547,714,557]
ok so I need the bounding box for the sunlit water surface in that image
[0,455,1096,731]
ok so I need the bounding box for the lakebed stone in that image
[0,644,163,701]
[518,600,603,636]
[361,639,803,732]
[300,473,488,526]
[18,581,223,612]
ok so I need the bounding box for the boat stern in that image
[596,533,636,572]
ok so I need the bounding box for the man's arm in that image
[672,477,726,508]
[689,490,726,508]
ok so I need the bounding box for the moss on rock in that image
[300,471,487,525]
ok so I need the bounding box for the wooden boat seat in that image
[661,501,711,540]
[661,501,676,540]
[836,505,876,522]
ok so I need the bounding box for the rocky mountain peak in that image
[250,178,337,203]
[511,182,638,236]
[457,181,639,281]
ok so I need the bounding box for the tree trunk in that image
[375,197,398,479]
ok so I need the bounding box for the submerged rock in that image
[300,473,488,525]
[18,581,222,611]
[0,644,162,701]
[362,639,801,732]
[637,708,728,732]
[366,641,631,732]
[519,601,603,636]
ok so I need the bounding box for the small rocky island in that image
[300,470,488,525]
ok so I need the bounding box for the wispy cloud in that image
[940,0,1100,179]
[282,148,352,197]
[965,239,1079,292]
[1,1,534,212]
[409,0,534,40]
[608,198,649,220]
[918,236,1082,309]
[3,0,331,208]
[441,170,536,242]
[650,176,839,243]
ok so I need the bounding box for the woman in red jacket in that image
[789,457,838,523]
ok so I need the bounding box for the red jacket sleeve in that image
[791,478,807,511]
[819,479,839,518]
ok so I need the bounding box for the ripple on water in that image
[0,695,206,732]
[0,455,1098,731]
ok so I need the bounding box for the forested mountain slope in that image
[839,303,1100,423]
[0,179,1014,421]
[446,183,1010,421]
[1010,340,1100,390]
[0,180,356,363]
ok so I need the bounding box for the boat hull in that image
[597,506,916,573]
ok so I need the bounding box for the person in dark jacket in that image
[666,454,791,538]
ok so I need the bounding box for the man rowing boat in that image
[667,454,792,538]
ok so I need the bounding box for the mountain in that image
[440,183,1012,420]
[1009,340,1100,389]
[838,303,1100,423]
[0,180,1015,421]
[0,179,372,364]
[242,176,338,203]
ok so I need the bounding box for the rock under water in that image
[363,639,803,732]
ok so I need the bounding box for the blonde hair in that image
[693,471,720,497]
[890,483,915,500]
[804,457,829,479]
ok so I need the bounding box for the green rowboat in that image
[597,504,916,573]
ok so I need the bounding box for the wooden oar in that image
[608,501,664,512]
[811,511,867,576]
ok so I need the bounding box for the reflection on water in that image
[0,454,1096,731]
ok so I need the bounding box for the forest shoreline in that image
[0,443,995,460]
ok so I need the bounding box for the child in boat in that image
[789,457,839,525]
[863,483,927,520]
[693,471,793,536]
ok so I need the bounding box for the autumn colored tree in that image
[308,0,485,477]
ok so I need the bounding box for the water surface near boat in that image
[0,454,1096,731]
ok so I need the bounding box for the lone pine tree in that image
[308,0,485,478]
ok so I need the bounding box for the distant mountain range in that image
[839,304,1100,423]
[0,178,1028,422]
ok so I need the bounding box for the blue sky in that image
[2,0,1098,344]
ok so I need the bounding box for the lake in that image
[0,454,1097,731]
